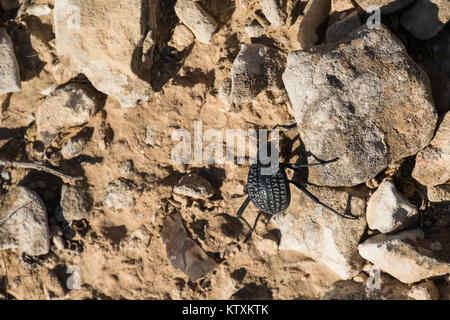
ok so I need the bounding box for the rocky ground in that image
[0,0,449,300]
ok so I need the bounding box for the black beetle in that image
[237,124,358,242]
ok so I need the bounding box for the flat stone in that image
[0,27,21,95]
[283,25,438,186]
[366,179,419,233]
[36,83,100,145]
[0,186,50,256]
[174,0,217,44]
[358,229,450,283]
[173,174,215,199]
[54,0,156,107]
[161,213,217,281]
[260,0,286,27]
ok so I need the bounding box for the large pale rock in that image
[355,0,415,14]
[322,275,410,300]
[412,112,450,186]
[36,83,100,145]
[366,179,418,233]
[358,229,450,283]
[0,186,50,256]
[298,0,331,50]
[260,0,286,27]
[283,25,437,187]
[161,213,217,281]
[272,186,367,279]
[0,28,20,95]
[54,0,157,107]
[174,0,217,44]
[400,0,450,40]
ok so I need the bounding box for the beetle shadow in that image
[283,134,336,185]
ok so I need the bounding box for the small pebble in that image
[1,171,11,181]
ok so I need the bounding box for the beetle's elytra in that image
[236,124,358,242]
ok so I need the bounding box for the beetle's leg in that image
[243,211,262,243]
[237,196,252,230]
[281,157,339,171]
[288,180,359,220]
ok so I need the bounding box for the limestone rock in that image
[0,186,50,256]
[168,24,195,51]
[412,112,450,186]
[54,0,157,107]
[298,0,331,50]
[36,83,100,145]
[0,28,21,95]
[245,20,265,38]
[283,25,438,186]
[260,0,286,27]
[104,179,136,209]
[366,179,419,233]
[358,229,450,283]
[174,0,217,44]
[173,174,215,199]
[272,185,367,279]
